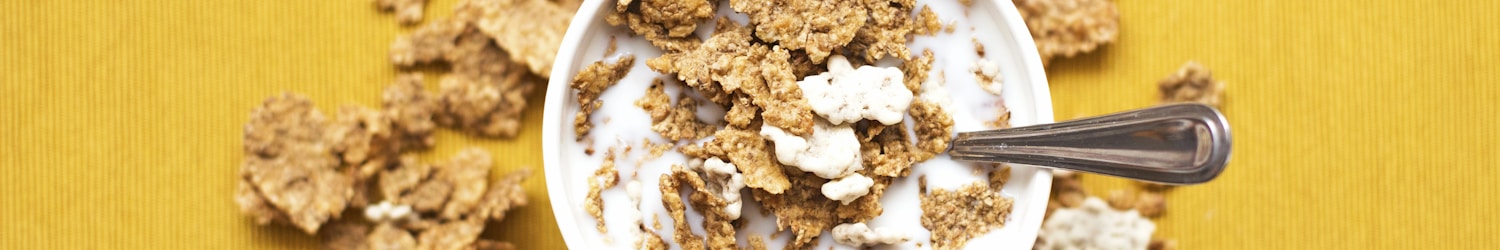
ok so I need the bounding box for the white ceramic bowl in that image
[544,0,1053,248]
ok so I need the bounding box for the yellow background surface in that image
[1,0,1496,249]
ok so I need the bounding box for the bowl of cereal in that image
[542,0,1054,248]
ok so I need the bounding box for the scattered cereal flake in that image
[390,19,466,67]
[382,73,439,149]
[1106,190,1136,211]
[988,164,1012,188]
[438,148,494,219]
[329,105,397,172]
[377,0,427,25]
[847,0,916,62]
[638,0,714,37]
[378,157,432,208]
[833,172,891,222]
[799,55,913,125]
[472,0,571,75]
[858,121,919,177]
[636,79,716,141]
[320,220,370,250]
[476,169,531,221]
[367,223,418,249]
[640,226,669,250]
[235,179,288,226]
[1035,198,1155,250]
[605,36,618,56]
[570,55,637,138]
[671,165,739,249]
[972,37,986,57]
[657,168,706,250]
[1158,61,1226,108]
[415,218,488,249]
[1013,0,1119,64]
[971,58,1003,96]
[435,28,542,138]
[912,5,944,35]
[760,120,862,179]
[696,128,791,194]
[911,72,955,162]
[691,158,747,220]
[723,96,760,129]
[920,182,1014,250]
[821,173,874,205]
[1136,191,1167,218]
[751,171,841,249]
[832,222,911,247]
[239,93,352,234]
[987,103,1012,129]
[900,49,936,93]
[1050,173,1088,211]
[729,0,867,63]
[747,235,768,250]
[605,10,703,53]
[586,151,620,233]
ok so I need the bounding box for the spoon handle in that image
[950,103,1232,185]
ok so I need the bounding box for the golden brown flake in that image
[238,93,352,234]
[972,37,986,57]
[636,79,717,141]
[368,223,418,250]
[1013,0,1120,65]
[747,235,768,250]
[437,148,494,219]
[848,0,916,62]
[913,6,943,35]
[390,19,466,67]
[1158,61,1226,108]
[415,218,487,249]
[586,151,620,233]
[570,55,637,138]
[834,173,893,222]
[1050,173,1087,210]
[729,0,866,63]
[605,11,703,53]
[639,0,714,37]
[1136,191,1167,218]
[435,28,542,138]
[640,226,669,250]
[670,166,738,249]
[1148,239,1178,250]
[987,103,1012,129]
[657,170,706,250]
[321,220,370,250]
[475,169,531,222]
[988,164,1011,188]
[327,106,398,208]
[1106,190,1136,211]
[750,171,841,249]
[377,0,428,25]
[900,50,935,93]
[920,182,1014,250]
[696,128,791,194]
[858,121,919,178]
[723,96,761,129]
[471,0,572,75]
[382,73,439,149]
[910,100,954,161]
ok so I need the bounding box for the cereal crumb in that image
[859,122,919,178]
[971,58,1003,96]
[900,49,936,93]
[1036,198,1155,250]
[376,0,427,25]
[913,5,944,35]
[367,223,417,249]
[1106,190,1136,211]
[605,35,619,55]
[636,79,716,141]
[238,93,352,234]
[570,55,637,138]
[586,151,621,233]
[986,103,1012,129]
[988,164,1012,188]
[1013,0,1120,65]
[1136,191,1167,218]
[972,37,986,57]
[920,182,1014,250]
[390,19,465,67]
[910,99,954,161]
[472,0,572,75]
[1158,61,1226,108]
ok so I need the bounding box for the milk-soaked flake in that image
[798,55,913,125]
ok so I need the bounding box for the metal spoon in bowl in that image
[949,103,1231,185]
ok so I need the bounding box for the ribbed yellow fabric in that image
[1,0,1495,249]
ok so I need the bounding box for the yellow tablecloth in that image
[2,0,1496,249]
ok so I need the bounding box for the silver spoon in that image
[949,103,1231,185]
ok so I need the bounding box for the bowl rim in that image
[543,0,1055,248]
